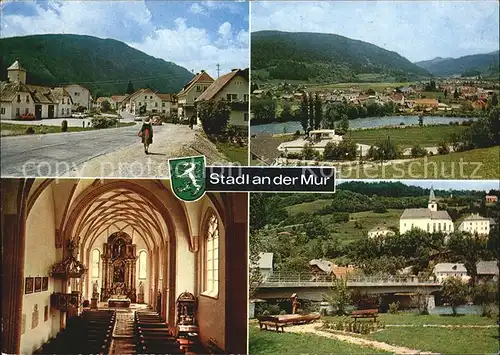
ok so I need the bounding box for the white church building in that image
[399,187,454,234]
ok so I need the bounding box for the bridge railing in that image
[261,273,441,285]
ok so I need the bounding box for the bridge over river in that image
[254,273,442,301]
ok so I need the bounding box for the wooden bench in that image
[258,314,320,333]
[350,309,378,322]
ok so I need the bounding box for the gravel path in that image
[286,322,439,355]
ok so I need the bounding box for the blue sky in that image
[339,180,499,192]
[1,0,249,78]
[251,1,499,62]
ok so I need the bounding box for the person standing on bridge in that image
[138,117,153,154]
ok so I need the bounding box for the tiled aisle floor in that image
[108,309,136,355]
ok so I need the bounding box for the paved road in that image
[1,123,228,177]
[1,123,142,177]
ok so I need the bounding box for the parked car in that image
[19,113,36,120]
[151,116,162,126]
[71,112,88,118]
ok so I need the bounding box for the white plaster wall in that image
[175,226,196,297]
[41,105,49,119]
[458,220,490,235]
[0,101,13,119]
[65,85,91,109]
[400,218,453,234]
[135,236,150,304]
[229,109,248,127]
[21,185,61,355]
[12,95,35,117]
[216,75,248,102]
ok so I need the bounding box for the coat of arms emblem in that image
[169,156,206,202]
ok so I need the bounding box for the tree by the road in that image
[324,278,351,315]
[300,93,309,133]
[100,100,111,113]
[314,92,322,130]
[308,93,315,133]
[127,80,135,95]
[441,277,468,316]
[447,232,488,287]
[411,289,430,315]
[197,99,230,136]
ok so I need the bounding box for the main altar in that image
[100,232,137,305]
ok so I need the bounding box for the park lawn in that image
[366,327,498,355]
[324,313,496,326]
[1,122,135,136]
[249,326,391,355]
[215,142,248,165]
[347,125,468,148]
[283,205,402,245]
[348,146,500,180]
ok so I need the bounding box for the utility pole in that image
[216,63,220,78]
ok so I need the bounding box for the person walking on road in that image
[139,117,153,154]
[189,115,196,130]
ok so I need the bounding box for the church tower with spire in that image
[428,186,437,211]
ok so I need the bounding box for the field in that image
[367,327,498,355]
[347,125,468,148]
[285,201,402,245]
[249,326,390,355]
[0,122,135,136]
[215,142,248,165]
[343,146,500,180]
[306,81,414,92]
[324,313,497,326]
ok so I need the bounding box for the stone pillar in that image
[1,183,27,354]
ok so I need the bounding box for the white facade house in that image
[64,84,92,110]
[433,263,470,283]
[121,89,176,116]
[277,130,343,154]
[195,68,249,127]
[400,187,454,234]
[458,214,490,235]
[255,252,274,280]
[0,60,73,120]
[368,225,396,239]
[178,70,214,120]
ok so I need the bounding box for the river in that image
[251,116,479,134]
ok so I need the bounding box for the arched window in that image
[204,213,219,296]
[91,249,100,278]
[139,251,147,279]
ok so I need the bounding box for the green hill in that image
[251,30,430,83]
[0,34,194,96]
[415,51,499,77]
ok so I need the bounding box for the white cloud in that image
[129,17,248,78]
[189,3,205,15]
[218,22,232,39]
[1,1,248,80]
[1,0,154,41]
[251,1,499,61]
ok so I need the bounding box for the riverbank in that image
[251,115,479,134]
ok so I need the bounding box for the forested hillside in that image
[251,31,430,82]
[0,34,194,96]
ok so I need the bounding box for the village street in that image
[1,123,227,177]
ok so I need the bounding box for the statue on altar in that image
[92,280,99,299]
[137,281,145,304]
